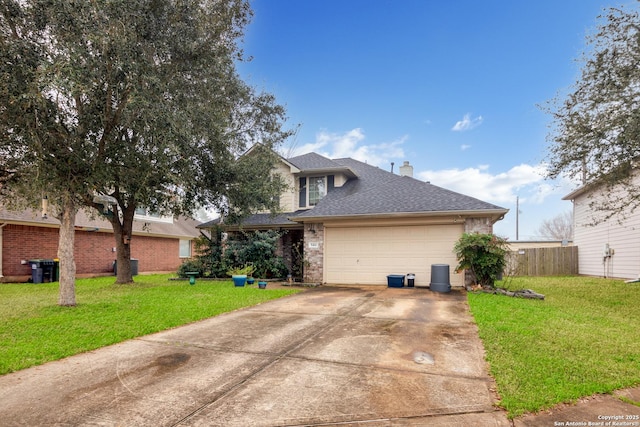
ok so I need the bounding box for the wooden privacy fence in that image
[506,246,578,276]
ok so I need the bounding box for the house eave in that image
[295,167,357,179]
[220,223,303,232]
[562,185,589,201]
[289,209,509,224]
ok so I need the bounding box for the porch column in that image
[303,223,324,283]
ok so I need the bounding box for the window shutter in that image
[327,175,335,192]
[299,177,307,208]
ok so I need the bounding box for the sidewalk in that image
[514,386,640,427]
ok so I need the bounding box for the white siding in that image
[572,183,640,279]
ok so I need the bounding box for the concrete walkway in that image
[0,286,509,426]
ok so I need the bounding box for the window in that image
[179,239,192,258]
[299,175,332,208]
[134,207,173,223]
[308,176,326,206]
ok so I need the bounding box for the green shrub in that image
[184,228,289,279]
[176,258,204,278]
[454,232,508,288]
[223,230,288,278]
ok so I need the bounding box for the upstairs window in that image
[299,175,333,208]
[134,207,173,223]
[308,176,326,206]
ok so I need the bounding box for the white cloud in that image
[417,162,578,241]
[460,144,471,151]
[451,113,483,132]
[417,163,552,205]
[289,128,406,167]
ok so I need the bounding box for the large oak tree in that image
[545,5,640,223]
[1,0,289,305]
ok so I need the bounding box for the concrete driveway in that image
[0,286,509,426]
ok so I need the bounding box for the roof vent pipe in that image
[399,161,413,178]
[390,162,394,173]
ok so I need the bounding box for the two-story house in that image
[199,150,508,287]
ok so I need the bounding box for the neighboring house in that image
[563,175,640,280]
[199,151,508,286]
[507,240,574,251]
[0,205,200,282]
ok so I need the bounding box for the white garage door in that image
[324,224,464,286]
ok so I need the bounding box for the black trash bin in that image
[53,259,59,282]
[407,273,415,287]
[41,259,55,282]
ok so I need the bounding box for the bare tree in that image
[536,211,574,241]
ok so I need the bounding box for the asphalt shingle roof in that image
[0,206,200,238]
[198,153,507,228]
[197,211,302,229]
[293,157,505,219]
[288,152,343,170]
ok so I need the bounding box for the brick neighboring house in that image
[0,206,200,282]
[199,151,509,287]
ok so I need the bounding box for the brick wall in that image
[464,217,494,234]
[303,223,324,283]
[2,224,185,280]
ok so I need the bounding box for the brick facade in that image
[464,217,494,234]
[303,223,324,283]
[1,224,186,281]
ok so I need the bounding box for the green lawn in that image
[468,276,640,418]
[0,274,300,375]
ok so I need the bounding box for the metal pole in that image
[516,196,519,241]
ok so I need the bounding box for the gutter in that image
[288,209,509,224]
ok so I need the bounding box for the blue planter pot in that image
[258,281,267,289]
[232,275,247,287]
[247,277,255,285]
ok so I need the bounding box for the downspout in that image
[0,223,6,279]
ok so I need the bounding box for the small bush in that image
[454,232,508,288]
[177,258,204,278]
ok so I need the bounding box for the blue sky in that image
[237,0,636,240]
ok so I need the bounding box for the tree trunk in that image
[110,202,135,284]
[57,194,77,307]
[115,236,133,284]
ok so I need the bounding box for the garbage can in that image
[53,259,59,281]
[29,259,50,284]
[430,264,451,293]
[41,259,55,282]
[113,259,139,276]
[406,273,415,287]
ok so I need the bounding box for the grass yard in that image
[468,276,640,418]
[0,274,300,375]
